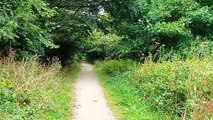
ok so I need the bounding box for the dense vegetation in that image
[1,0,213,61]
[96,56,213,119]
[0,0,213,119]
[0,53,80,119]
[85,0,213,61]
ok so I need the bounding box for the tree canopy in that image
[0,0,213,62]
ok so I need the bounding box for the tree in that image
[0,0,56,58]
[85,0,213,61]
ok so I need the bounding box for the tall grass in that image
[95,50,213,120]
[134,58,213,119]
[42,63,80,120]
[95,60,166,120]
[0,54,62,119]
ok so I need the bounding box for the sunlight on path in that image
[73,63,116,120]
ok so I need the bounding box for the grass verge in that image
[95,59,213,120]
[95,66,166,120]
[41,63,80,120]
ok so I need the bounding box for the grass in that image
[96,68,166,120]
[0,52,81,119]
[0,55,63,119]
[95,58,213,120]
[134,59,213,120]
[41,63,80,120]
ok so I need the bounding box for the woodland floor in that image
[73,63,116,120]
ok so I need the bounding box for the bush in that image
[0,54,62,119]
[0,76,39,119]
[133,58,213,119]
[95,60,137,76]
[85,30,122,61]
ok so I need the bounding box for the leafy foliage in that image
[85,30,121,61]
[0,0,56,58]
[96,58,213,119]
[86,0,213,61]
[134,59,213,119]
[1,0,213,119]
[95,60,136,76]
[0,55,62,119]
[95,67,166,120]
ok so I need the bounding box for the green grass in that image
[0,56,80,119]
[96,69,166,120]
[41,63,80,120]
[96,58,213,120]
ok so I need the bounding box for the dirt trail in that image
[73,63,116,120]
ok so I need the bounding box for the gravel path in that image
[73,63,116,120]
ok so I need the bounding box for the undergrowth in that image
[95,61,166,120]
[0,54,80,119]
[41,63,80,120]
[134,58,213,119]
[95,57,213,120]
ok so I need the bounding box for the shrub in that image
[85,30,122,61]
[0,54,62,119]
[133,58,213,119]
[95,60,137,76]
[0,76,39,119]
